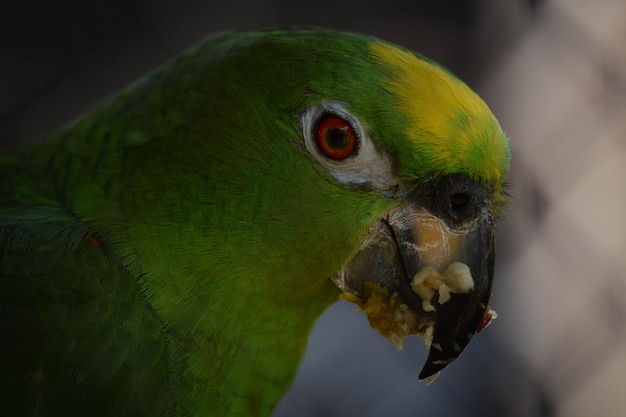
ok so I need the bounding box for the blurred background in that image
[1,0,625,415]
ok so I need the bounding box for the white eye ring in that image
[302,102,363,163]
[301,101,399,193]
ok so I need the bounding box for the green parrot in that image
[0,29,510,417]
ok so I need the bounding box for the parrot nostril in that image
[426,176,488,227]
[449,192,470,216]
[426,175,489,227]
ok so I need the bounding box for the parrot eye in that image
[315,115,357,160]
[301,101,398,193]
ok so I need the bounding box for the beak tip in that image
[418,363,445,381]
[416,291,488,380]
[417,335,474,380]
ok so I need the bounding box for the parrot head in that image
[315,41,510,378]
[157,30,510,380]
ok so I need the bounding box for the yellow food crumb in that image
[340,282,417,350]
[423,324,434,349]
[410,262,474,312]
[339,263,472,352]
[410,266,440,312]
[443,262,474,293]
[426,372,441,385]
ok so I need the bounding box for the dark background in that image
[0,0,526,149]
[3,1,626,416]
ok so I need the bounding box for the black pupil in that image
[326,127,349,149]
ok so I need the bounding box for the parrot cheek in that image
[333,203,495,380]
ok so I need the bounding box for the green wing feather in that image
[0,192,173,416]
[0,35,242,417]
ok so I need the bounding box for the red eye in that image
[316,115,357,160]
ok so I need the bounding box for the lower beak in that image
[333,202,495,380]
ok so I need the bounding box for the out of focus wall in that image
[483,1,626,416]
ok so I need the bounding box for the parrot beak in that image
[333,202,495,380]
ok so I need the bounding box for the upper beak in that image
[333,202,495,380]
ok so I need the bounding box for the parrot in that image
[0,29,510,417]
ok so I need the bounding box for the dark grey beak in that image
[333,203,495,380]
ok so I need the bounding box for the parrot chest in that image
[153,274,338,417]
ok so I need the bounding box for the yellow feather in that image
[368,42,509,196]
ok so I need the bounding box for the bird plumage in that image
[0,29,509,416]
